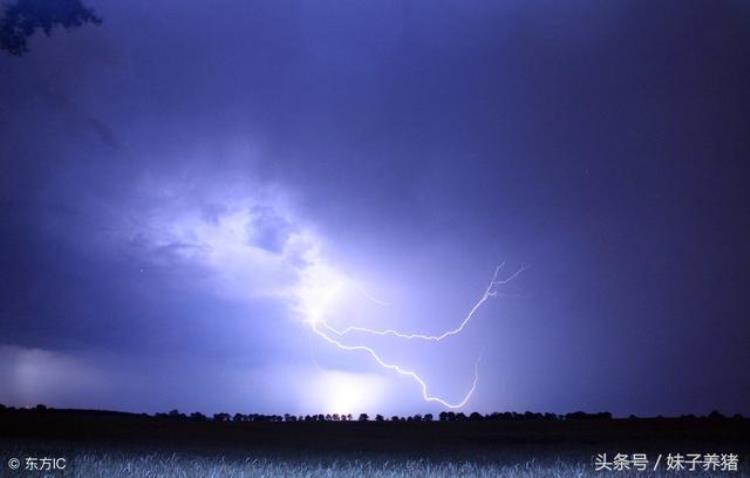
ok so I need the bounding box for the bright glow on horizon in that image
[314,370,387,415]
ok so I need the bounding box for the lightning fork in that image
[311,319,481,409]
[325,263,526,341]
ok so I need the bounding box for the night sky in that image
[1,0,748,417]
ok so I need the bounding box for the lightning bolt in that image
[311,321,481,408]
[324,263,526,341]
[306,263,524,409]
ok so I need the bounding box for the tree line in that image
[2,403,740,423]
[159,410,613,422]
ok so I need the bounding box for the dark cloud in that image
[0,0,748,416]
[247,205,295,254]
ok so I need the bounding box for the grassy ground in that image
[51,451,750,477]
[2,444,748,478]
[1,412,748,476]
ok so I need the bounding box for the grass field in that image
[3,444,748,478]
[8,450,745,477]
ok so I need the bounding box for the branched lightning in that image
[323,263,527,341]
[307,263,524,409]
[311,320,481,408]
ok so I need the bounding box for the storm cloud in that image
[1,0,748,417]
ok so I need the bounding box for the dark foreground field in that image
[1,408,748,477]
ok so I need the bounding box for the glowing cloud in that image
[113,177,522,410]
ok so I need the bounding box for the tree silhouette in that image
[0,0,102,55]
[439,411,456,421]
[565,411,612,420]
[189,412,207,421]
[213,412,230,422]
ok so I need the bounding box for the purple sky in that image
[1,0,748,417]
